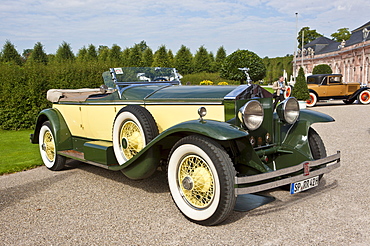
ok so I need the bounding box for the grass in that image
[0,130,42,175]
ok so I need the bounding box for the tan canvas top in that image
[47,88,103,102]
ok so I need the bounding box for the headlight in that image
[277,97,300,124]
[238,100,264,130]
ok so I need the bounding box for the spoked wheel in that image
[167,135,236,226]
[358,90,370,104]
[284,86,292,98]
[306,92,317,107]
[113,105,158,165]
[39,121,66,171]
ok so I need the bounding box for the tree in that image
[153,45,170,67]
[331,28,351,42]
[292,67,309,100]
[215,46,227,71]
[174,45,193,75]
[77,46,88,61]
[98,45,109,62]
[55,41,75,62]
[298,27,323,49]
[193,45,211,73]
[28,42,48,64]
[128,44,143,67]
[142,47,154,67]
[87,44,98,60]
[312,64,332,74]
[109,44,122,65]
[220,49,266,83]
[1,40,22,65]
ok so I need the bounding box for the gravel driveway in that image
[1,102,369,245]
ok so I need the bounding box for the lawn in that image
[0,130,42,175]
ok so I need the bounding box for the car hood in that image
[121,84,272,102]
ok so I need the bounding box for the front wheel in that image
[39,121,66,171]
[308,128,327,180]
[358,90,370,104]
[167,135,236,226]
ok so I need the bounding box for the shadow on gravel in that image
[225,179,339,224]
[0,171,74,211]
[65,160,169,194]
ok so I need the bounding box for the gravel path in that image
[1,102,369,245]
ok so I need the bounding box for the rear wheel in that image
[39,121,66,171]
[306,92,317,107]
[113,105,158,165]
[167,135,236,226]
[358,90,370,104]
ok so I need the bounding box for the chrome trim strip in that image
[235,151,340,195]
[224,84,251,100]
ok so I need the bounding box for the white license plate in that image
[290,176,319,194]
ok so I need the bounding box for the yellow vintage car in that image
[31,67,340,225]
[306,74,370,107]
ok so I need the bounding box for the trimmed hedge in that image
[0,62,107,130]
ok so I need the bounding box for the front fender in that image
[31,108,73,151]
[112,120,249,175]
[299,109,334,125]
[162,119,249,141]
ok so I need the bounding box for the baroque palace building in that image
[294,21,370,86]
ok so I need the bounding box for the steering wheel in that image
[153,77,168,82]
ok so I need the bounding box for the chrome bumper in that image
[235,151,341,195]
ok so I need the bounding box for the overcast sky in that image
[1,0,369,58]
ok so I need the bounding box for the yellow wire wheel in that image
[43,130,56,162]
[38,121,66,170]
[168,135,236,226]
[113,106,159,165]
[120,120,144,160]
[178,155,215,208]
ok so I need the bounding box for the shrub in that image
[293,67,310,100]
[312,64,332,74]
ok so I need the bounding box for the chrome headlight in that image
[238,100,264,130]
[277,97,300,124]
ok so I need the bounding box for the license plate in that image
[290,176,319,194]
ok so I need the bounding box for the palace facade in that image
[294,21,370,86]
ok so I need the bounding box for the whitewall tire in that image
[167,135,236,226]
[113,105,158,165]
[39,121,66,171]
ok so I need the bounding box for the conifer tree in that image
[87,44,98,61]
[29,42,48,65]
[1,40,22,65]
[55,41,75,62]
[193,45,211,73]
[174,45,193,75]
[293,67,309,100]
[153,45,169,67]
[142,47,153,67]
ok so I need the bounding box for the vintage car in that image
[306,74,370,107]
[31,67,340,225]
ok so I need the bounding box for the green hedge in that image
[0,62,107,130]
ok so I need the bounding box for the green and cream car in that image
[31,67,340,225]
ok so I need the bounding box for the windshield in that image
[113,67,179,83]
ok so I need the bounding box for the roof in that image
[304,20,370,55]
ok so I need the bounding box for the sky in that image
[1,0,369,58]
